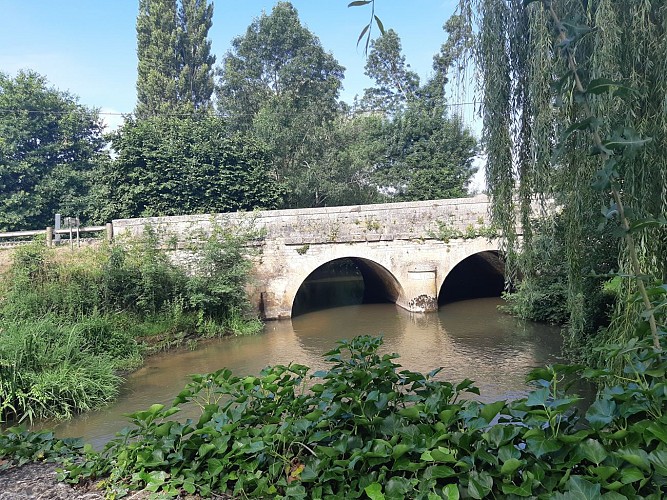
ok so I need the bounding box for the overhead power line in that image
[0,100,481,117]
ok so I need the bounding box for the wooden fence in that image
[0,224,113,249]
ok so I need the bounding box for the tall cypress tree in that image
[135,0,215,118]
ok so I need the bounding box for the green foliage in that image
[176,0,216,114]
[358,29,478,201]
[91,115,282,221]
[136,0,180,119]
[185,222,257,322]
[381,107,478,201]
[447,0,667,358]
[51,331,667,498]
[501,216,617,332]
[0,427,85,469]
[0,223,261,422]
[429,218,497,243]
[0,317,127,423]
[322,113,387,206]
[359,29,419,115]
[0,70,105,231]
[217,2,346,208]
[135,0,215,118]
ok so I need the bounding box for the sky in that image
[0,1,474,125]
[1,0,485,189]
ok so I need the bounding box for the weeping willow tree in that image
[444,0,667,360]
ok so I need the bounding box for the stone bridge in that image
[113,195,505,320]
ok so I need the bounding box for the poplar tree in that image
[136,0,179,119]
[135,0,215,118]
[177,0,215,113]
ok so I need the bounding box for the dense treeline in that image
[0,1,478,232]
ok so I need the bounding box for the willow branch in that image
[544,1,660,349]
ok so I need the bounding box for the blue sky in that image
[1,1,465,124]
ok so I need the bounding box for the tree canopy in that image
[358,29,478,201]
[217,2,350,208]
[92,116,282,220]
[359,29,419,115]
[1,2,487,231]
[136,0,215,118]
[0,70,104,231]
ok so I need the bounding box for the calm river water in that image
[48,297,564,448]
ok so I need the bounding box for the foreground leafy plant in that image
[0,427,85,470]
[52,333,666,499]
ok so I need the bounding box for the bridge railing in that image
[0,224,113,249]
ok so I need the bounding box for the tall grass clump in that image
[0,318,122,422]
[0,222,261,423]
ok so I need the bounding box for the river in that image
[48,296,564,448]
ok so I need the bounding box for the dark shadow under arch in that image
[439,251,505,305]
[292,257,402,317]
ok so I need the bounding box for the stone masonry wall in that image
[112,195,493,247]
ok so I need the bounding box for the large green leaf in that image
[442,483,460,500]
[648,450,667,476]
[500,457,523,475]
[579,439,608,465]
[385,477,412,497]
[525,433,561,458]
[467,471,493,499]
[480,400,506,423]
[562,475,602,499]
[585,400,616,430]
[364,482,385,500]
[615,448,650,470]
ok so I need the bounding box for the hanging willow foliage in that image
[450,0,667,358]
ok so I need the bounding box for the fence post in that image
[106,223,113,243]
[46,227,53,247]
[55,213,61,243]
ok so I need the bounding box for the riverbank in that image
[0,462,221,499]
[0,226,258,424]
[0,462,103,500]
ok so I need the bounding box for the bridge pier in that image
[396,266,438,313]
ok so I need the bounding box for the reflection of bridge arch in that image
[438,250,505,305]
[290,256,404,317]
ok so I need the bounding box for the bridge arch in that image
[290,256,404,317]
[438,249,505,305]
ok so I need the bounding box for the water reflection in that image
[45,298,565,448]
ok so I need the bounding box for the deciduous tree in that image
[177,0,215,113]
[92,116,282,220]
[0,71,104,231]
[359,29,419,115]
[135,0,215,118]
[359,30,477,201]
[217,2,345,207]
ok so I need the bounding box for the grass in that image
[0,225,262,423]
